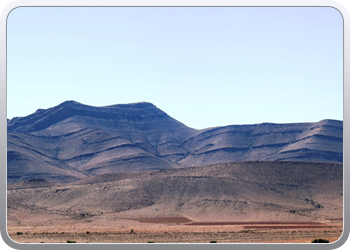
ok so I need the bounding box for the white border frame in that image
[1,1,348,249]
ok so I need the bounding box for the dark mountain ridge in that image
[7,101,343,183]
[8,100,193,136]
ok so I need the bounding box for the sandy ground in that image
[7,215,343,244]
[7,226,343,244]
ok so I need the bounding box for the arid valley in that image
[7,161,343,243]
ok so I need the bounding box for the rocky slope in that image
[180,119,343,167]
[7,161,343,221]
[7,101,343,183]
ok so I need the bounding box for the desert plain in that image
[7,215,343,244]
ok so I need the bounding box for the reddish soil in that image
[243,225,332,229]
[136,217,192,224]
[187,221,324,226]
[8,213,343,243]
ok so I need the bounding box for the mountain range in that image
[7,101,343,183]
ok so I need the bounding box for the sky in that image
[7,7,343,129]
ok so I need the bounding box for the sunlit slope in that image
[8,161,343,221]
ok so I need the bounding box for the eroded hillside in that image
[7,101,343,183]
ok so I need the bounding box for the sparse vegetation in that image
[7,158,343,244]
[311,238,329,243]
[238,230,253,233]
[8,223,343,243]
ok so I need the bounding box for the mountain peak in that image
[7,100,192,136]
[54,100,157,110]
[59,100,82,106]
[102,102,156,110]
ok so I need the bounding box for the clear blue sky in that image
[7,7,343,129]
